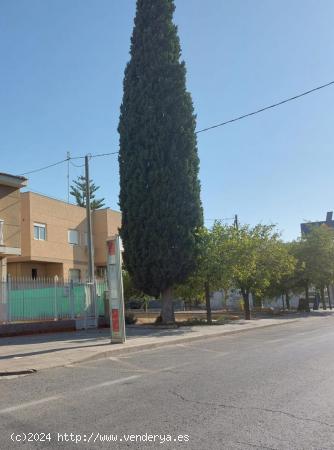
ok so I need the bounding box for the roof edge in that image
[0,172,28,188]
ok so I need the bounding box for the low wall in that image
[128,310,238,324]
[0,319,76,337]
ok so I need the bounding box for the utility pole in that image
[85,155,95,285]
[234,214,239,229]
[84,156,98,328]
[85,155,97,326]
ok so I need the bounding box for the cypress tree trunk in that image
[204,281,212,325]
[320,286,326,310]
[327,285,332,310]
[118,0,203,325]
[161,287,175,323]
[242,289,251,320]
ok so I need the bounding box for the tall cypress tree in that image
[118,0,203,323]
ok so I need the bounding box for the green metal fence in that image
[5,278,107,322]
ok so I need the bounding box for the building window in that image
[34,223,46,240]
[68,229,79,245]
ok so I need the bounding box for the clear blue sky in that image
[1,0,333,241]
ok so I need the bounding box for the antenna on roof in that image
[67,151,70,203]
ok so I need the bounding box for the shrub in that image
[125,312,138,325]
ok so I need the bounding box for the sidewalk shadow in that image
[0,325,197,351]
[0,342,113,360]
[0,330,111,347]
[252,310,334,320]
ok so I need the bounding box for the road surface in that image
[1,316,334,449]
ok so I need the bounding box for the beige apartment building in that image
[0,172,28,281]
[7,191,121,281]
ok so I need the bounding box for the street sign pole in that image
[106,235,126,343]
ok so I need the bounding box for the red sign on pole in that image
[107,240,116,256]
[111,309,119,333]
[107,235,126,343]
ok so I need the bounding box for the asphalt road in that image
[1,316,334,450]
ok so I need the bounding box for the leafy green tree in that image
[70,175,105,210]
[118,0,203,323]
[200,223,234,323]
[175,228,215,324]
[175,223,234,323]
[228,224,295,320]
[291,225,334,309]
[174,273,205,310]
[177,223,295,321]
[260,242,297,309]
[308,226,334,309]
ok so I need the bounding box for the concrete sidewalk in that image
[0,312,332,375]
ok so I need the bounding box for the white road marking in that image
[176,343,231,355]
[155,365,185,372]
[81,375,141,392]
[0,362,191,414]
[0,375,141,414]
[0,396,60,414]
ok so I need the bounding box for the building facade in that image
[300,211,334,235]
[7,191,121,280]
[0,173,28,281]
[0,172,28,322]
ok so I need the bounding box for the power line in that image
[20,151,118,176]
[70,160,85,168]
[20,158,69,176]
[19,80,334,176]
[90,151,119,158]
[196,80,334,134]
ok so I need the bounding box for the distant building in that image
[300,211,334,235]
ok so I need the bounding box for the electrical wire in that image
[19,80,334,175]
[20,158,69,176]
[90,151,119,158]
[19,151,118,176]
[196,80,334,134]
[70,160,85,168]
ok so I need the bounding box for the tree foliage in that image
[70,175,105,210]
[225,224,295,319]
[175,225,232,323]
[177,223,295,320]
[118,0,203,323]
[291,225,334,307]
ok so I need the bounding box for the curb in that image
[0,369,37,377]
[1,319,300,374]
[69,319,300,364]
